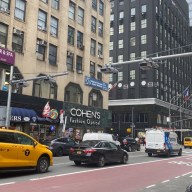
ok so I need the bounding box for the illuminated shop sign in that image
[69,108,101,126]
[0,47,15,65]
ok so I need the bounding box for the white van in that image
[145,129,182,157]
[82,133,120,146]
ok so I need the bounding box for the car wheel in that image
[121,154,128,164]
[36,156,49,173]
[74,161,81,166]
[148,153,152,157]
[178,149,182,156]
[128,146,132,152]
[97,156,105,167]
[56,147,63,157]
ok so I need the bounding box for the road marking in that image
[0,182,15,186]
[54,162,72,166]
[146,185,156,188]
[162,180,170,183]
[175,176,180,179]
[182,172,192,176]
[190,175,192,178]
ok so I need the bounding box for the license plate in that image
[157,150,160,152]
[77,151,81,154]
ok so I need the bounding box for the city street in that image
[0,147,192,192]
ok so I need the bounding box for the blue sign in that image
[85,76,108,91]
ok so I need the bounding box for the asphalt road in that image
[0,147,192,192]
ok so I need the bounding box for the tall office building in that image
[108,0,192,139]
[187,0,192,26]
[0,0,111,141]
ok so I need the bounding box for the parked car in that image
[120,137,140,152]
[184,137,192,149]
[69,140,128,167]
[48,137,77,156]
[0,128,53,173]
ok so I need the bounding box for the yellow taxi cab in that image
[184,137,192,149]
[0,128,53,173]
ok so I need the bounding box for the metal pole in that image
[5,65,14,128]
[180,105,183,144]
[132,107,134,138]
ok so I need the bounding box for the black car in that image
[47,137,77,156]
[120,137,140,152]
[69,140,128,167]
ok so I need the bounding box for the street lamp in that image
[5,66,68,128]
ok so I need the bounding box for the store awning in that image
[11,107,37,123]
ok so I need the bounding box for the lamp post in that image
[5,71,68,128]
[131,107,135,138]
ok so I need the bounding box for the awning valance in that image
[11,107,37,123]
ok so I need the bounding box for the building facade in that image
[108,0,192,140]
[0,0,111,141]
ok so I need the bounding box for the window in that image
[98,21,103,37]
[12,30,23,53]
[0,23,8,48]
[0,132,16,143]
[38,10,47,31]
[89,90,103,108]
[15,0,26,21]
[109,41,113,50]
[130,70,135,80]
[118,55,123,62]
[0,0,10,11]
[90,61,95,77]
[68,26,75,45]
[118,71,123,81]
[119,0,124,5]
[76,55,83,72]
[136,113,148,123]
[68,1,75,20]
[130,37,136,46]
[118,39,123,49]
[34,75,57,99]
[77,31,84,49]
[50,16,58,37]
[90,39,96,56]
[92,0,97,10]
[77,7,84,25]
[36,39,46,61]
[51,0,59,10]
[41,0,48,3]
[110,14,114,21]
[141,51,147,58]
[49,44,57,65]
[130,52,135,60]
[91,16,96,33]
[99,0,104,16]
[131,22,136,31]
[97,65,102,80]
[110,27,114,35]
[16,133,34,145]
[119,11,124,19]
[66,52,74,71]
[141,19,147,28]
[124,113,132,122]
[98,43,103,56]
[119,25,124,33]
[110,1,114,8]
[141,34,147,44]
[64,83,83,104]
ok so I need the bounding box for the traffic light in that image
[139,59,159,70]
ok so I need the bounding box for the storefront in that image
[61,102,112,141]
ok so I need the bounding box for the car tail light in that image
[70,148,75,153]
[83,149,96,154]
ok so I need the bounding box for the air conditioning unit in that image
[38,40,47,46]
[79,44,84,50]
[0,42,5,48]
[38,25,47,32]
[0,7,10,13]
[67,51,74,57]
[50,31,56,37]
[13,28,23,36]
[98,54,103,59]
[36,52,44,60]
[77,70,82,74]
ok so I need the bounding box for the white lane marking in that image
[190,175,192,177]
[175,176,181,179]
[182,172,192,176]
[162,180,170,183]
[0,182,15,186]
[30,155,192,181]
[54,162,72,166]
[146,185,156,188]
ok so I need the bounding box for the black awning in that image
[11,107,37,123]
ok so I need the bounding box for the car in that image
[184,137,192,149]
[0,128,53,173]
[48,137,77,156]
[120,137,140,152]
[82,133,121,146]
[69,140,129,167]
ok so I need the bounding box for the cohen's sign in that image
[69,108,101,126]
[0,47,15,65]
